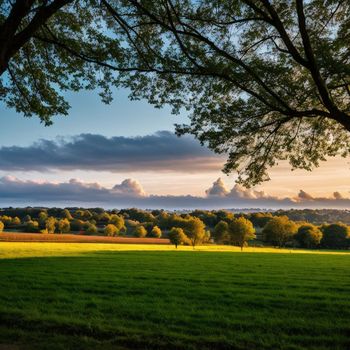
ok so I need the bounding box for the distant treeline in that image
[0,207,349,250]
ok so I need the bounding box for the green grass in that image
[0,243,349,350]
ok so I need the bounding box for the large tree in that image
[1,1,349,185]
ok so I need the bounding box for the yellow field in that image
[0,241,348,259]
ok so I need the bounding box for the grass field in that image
[0,243,349,350]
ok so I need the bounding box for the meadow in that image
[0,243,349,350]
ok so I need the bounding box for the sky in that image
[0,87,350,209]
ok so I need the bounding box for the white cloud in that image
[205,178,229,197]
[0,176,349,209]
[112,179,146,197]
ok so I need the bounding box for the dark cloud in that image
[0,176,349,209]
[0,131,222,173]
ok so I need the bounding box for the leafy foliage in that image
[0,1,349,184]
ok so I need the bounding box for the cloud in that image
[112,179,146,197]
[298,190,314,200]
[333,191,344,200]
[205,178,229,197]
[0,176,349,209]
[0,131,223,173]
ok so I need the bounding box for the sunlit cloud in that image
[0,176,349,209]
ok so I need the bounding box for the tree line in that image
[0,207,349,250]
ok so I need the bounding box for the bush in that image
[0,221,4,233]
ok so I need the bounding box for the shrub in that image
[0,221,4,233]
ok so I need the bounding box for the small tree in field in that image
[134,225,147,238]
[228,217,256,251]
[168,227,188,248]
[0,221,4,233]
[295,224,322,248]
[104,224,118,237]
[57,218,70,234]
[183,217,206,248]
[45,217,56,234]
[149,226,162,238]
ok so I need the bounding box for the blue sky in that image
[0,88,188,146]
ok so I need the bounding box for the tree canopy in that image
[1,0,349,185]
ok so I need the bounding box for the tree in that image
[26,220,39,233]
[228,217,256,251]
[295,224,323,248]
[24,215,31,223]
[61,209,73,220]
[133,225,148,238]
[183,217,206,248]
[104,224,118,237]
[168,227,188,248]
[12,217,21,226]
[213,221,229,244]
[1,1,349,186]
[321,223,350,249]
[263,216,298,247]
[109,214,125,232]
[70,219,85,232]
[38,211,48,224]
[45,216,56,234]
[86,223,98,234]
[57,218,70,234]
[0,221,4,233]
[98,212,111,223]
[149,226,162,238]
